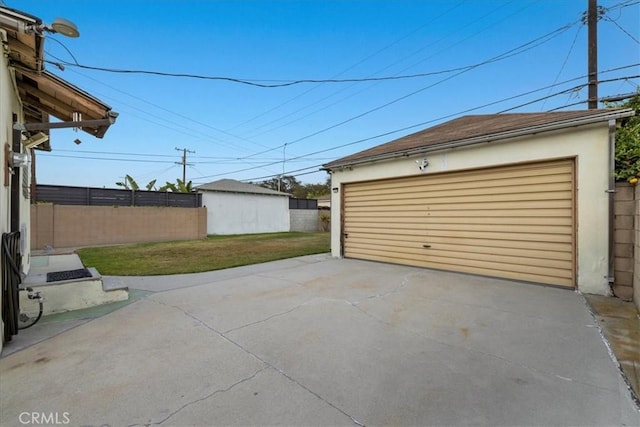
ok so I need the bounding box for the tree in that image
[159,179,194,193]
[607,90,640,184]
[256,175,331,198]
[304,177,331,199]
[257,175,303,196]
[116,175,158,191]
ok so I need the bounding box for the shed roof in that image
[197,179,291,196]
[323,109,635,169]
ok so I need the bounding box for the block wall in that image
[31,204,207,249]
[613,182,636,301]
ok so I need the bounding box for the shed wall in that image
[203,192,290,235]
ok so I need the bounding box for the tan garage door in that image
[343,159,575,287]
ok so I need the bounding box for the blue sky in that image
[6,0,640,189]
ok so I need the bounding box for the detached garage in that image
[197,179,291,235]
[323,110,635,295]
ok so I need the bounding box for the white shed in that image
[323,109,635,295]
[198,179,291,235]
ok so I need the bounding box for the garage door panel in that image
[345,181,573,202]
[423,229,571,243]
[414,235,573,253]
[347,207,571,218]
[421,216,573,226]
[347,227,572,244]
[345,247,573,284]
[343,159,575,287]
[348,214,572,227]
[346,241,572,269]
[346,234,573,258]
[346,163,572,194]
[347,189,573,205]
[347,199,572,210]
[347,221,571,236]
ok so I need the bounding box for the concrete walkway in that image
[1,255,639,426]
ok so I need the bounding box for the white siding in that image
[202,192,290,235]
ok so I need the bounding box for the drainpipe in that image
[607,119,617,288]
[10,120,21,233]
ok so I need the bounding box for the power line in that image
[498,74,640,112]
[194,70,640,181]
[226,0,467,132]
[242,87,639,182]
[45,60,500,88]
[231,0,521,137]
[44,13,576,91]
[39,70,637,175]
[226,21,582,164]
[39,154,177,164]
[603,15,640,44]
[541,24,584,109]
[44,48,271,152]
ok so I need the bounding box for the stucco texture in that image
[330,123,612,295]
[203,192,290,235]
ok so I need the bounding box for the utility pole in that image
[586,0,604,109]
[175,147,195,182]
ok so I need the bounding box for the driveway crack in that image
[153,300,365,426]
[223,302,309,334]
[153,367,269,426]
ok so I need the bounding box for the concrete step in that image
[23,255,128,316]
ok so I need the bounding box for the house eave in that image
[323,109,636,171]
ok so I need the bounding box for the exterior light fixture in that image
[49,17,79,37]
[0,14,79,38]
[416,157,429,172]
[332,187,339,193]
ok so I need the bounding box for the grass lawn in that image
[76,232,330,276]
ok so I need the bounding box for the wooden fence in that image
[35,184,201,208]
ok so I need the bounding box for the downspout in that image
[607,119,617,288]
[10,118,21,233]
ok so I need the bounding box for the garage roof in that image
[1,6,117,150]
[197,179,292,196]
[324,109,635,169]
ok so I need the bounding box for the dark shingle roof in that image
[197,179,291,196]
[323,109,634,169]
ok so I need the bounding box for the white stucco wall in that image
[330,123,612,294]
[202,191,290,235]
[1,29,33,350]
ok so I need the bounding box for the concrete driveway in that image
[1,255,639,426]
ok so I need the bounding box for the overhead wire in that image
[225,20,581,164]
[43,4,564,91]
[541,23,584,109]
[226,1,467,132]
[237,1,538,140]
[210,69,640,182]
[38,2,639,185]
[39,71,638,180]
[44,54,271,153]
[602,15,640,44]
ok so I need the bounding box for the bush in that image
[609,91,640,183]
